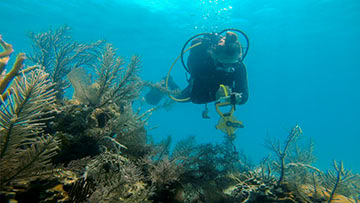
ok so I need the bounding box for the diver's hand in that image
[218,93,242,104]
[233,93,242,104]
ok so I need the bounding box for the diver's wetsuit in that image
[181,37,249,104]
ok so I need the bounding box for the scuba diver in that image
[145,29,249,107]
[145,28,249,140]
[176,30,249,105]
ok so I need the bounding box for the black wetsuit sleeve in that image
[234,63,249,104]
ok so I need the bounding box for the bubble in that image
[192,0,234,32]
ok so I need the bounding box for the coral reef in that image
[263,125,360,203]
[1,28,360,203]
[85,150,154,203]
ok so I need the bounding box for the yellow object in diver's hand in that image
[215,87,244,140]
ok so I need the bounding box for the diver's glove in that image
[233,93,243,104]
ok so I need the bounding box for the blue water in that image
[2,0,360,172]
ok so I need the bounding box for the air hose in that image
[166,42,202,102]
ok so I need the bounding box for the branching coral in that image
[68,43,142,108]
[66,43,149,137]
[28,25,104,101]
[85,150,154,203]
[142,136,184,186]
[66,43,154,159]
[264,126,360,202]
[109,104,154,145]
[144,136,252,202]
[287,138,316,165]
[265,124,303,185]
[93,44,140,107]
[148,156,182,187]
[0,35,15,81]
[282,138,318,188]
[0,66,59,188]
[321,160,358,202]
[256,155,276,184]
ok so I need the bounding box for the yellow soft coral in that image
[0,35,37,103]
[0,35,14,67]
[0,35,17,92]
